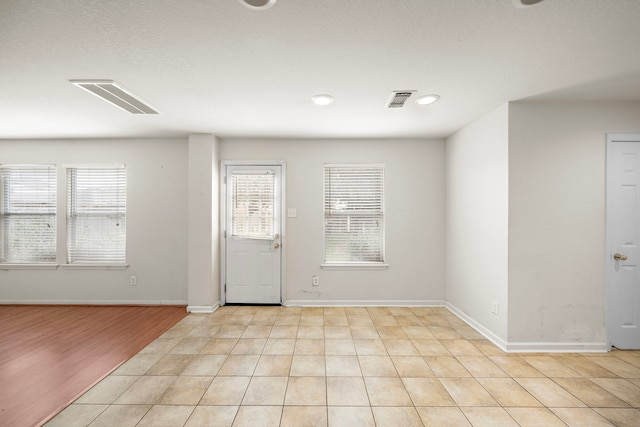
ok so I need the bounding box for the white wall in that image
[508,101,640,347]
[445,104,510,344]
[219,138,445,304]
[0,138,189,304]
[187,135,220,312]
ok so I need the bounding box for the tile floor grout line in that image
[47,305,640,426]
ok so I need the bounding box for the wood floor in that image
[0,305,188,427]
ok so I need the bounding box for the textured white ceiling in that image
[1,0,639,139]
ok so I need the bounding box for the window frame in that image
[0,164,58,266]
[0,164,129,270]
[65,165,128,267]
[322,163,388,269]
[229,169,276,240]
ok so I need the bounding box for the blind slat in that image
[324,165,385,263]
[67,167,127,264]
[231,172,275,238]
[0,166,57,263]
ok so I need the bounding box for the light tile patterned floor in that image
[47,306,640,426]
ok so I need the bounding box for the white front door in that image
[607,134,640,349]
[224,164,282,304]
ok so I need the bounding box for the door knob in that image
[613,253,628,261]
[274,243,280,249]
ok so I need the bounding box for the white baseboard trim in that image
[445,302,607,353]
[283,299,445,307]
[445,302,508,352]
[506,341,608,353]
[187,303,220,314]
[0,299,188,306]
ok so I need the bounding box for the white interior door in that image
[224,164,282,304]
[607,135,640,349]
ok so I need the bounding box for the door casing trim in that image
[220,161,286,306]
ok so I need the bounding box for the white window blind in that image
[231,171,275,239]
[0,165,57,263]
[324,165,385,263]
[67,167,126,264]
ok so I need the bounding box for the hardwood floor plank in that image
[0,305,187,427]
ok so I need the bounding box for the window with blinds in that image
[231,171,275,239]
[0,165,57,263]
[67,167,126,264]
[324,165,385,264]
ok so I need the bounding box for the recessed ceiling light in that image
[513,0,545,8]
[311,94,334,106]
[70,80,158,114]
[415,94,440,106]
[239,0,276,10]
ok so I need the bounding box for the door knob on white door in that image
[613,253,628,261]
[274,243,280,249]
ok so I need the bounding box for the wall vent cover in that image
[70,80,159,114]
[387,90,416,108]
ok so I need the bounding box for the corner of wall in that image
[187,134,219,308]
[187,302,220,314]
[445,103,510,343]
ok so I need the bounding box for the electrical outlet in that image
[130,276,137,286]
[492,301,499,315]
[312,275,319,286]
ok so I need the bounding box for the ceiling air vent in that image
[70,80,159,114]
[387,90,416,108]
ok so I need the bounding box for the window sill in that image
[321,263,389,270]
[0,263,59,270]
[62,264,129,270]
[0,263,129,270]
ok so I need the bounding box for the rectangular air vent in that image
[387,90,416,108]
[70,80,159,114]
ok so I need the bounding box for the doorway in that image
[221,162,285,304]
[606,134,640,349]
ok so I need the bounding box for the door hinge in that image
[224,284,226,292]
[224,230,227,238]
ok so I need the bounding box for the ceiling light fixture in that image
[311,94,334,106]
[239,0,277,10]
[415,94,440,106]
[70,80,158,114]
[513,0,545,8]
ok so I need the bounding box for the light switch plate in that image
[287,208,297,218]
